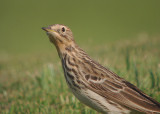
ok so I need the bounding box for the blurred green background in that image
[0,0,160,54]
[1,1,160,113]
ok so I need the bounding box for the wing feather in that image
[87,76,160,113]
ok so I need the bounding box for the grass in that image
[0,36,160,113]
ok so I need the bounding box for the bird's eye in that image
[62,27,65,32]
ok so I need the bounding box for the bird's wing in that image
[86,74,160,113]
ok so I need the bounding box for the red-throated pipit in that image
[42,24,160,114]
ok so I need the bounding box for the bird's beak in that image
[42,27,55,32]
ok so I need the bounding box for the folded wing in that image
[87,75,160,113]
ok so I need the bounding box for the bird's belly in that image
[70,88,130,114]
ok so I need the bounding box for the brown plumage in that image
[42,24,160,114]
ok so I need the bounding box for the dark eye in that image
[62,27,65,32]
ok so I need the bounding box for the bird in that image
[42,24,160,114]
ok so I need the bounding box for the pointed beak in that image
[42,27,51,32]
[42,27,56,33]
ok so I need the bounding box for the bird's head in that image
[42,24,74,48]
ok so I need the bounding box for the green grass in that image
[0,36,160,113]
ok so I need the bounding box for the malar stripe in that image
[61,34,68,40]
[57,38,63,43]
